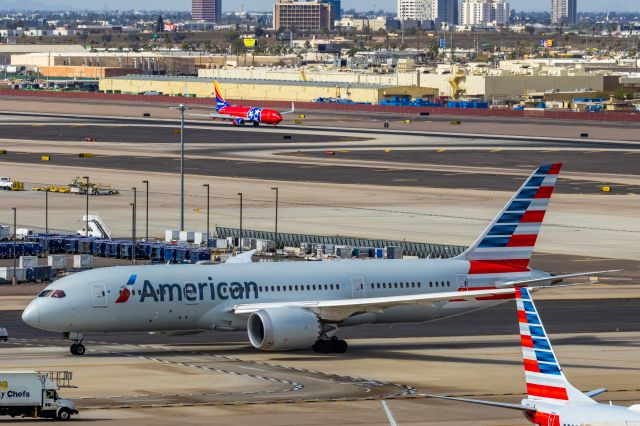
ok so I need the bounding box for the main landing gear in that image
[312,337,348,354]
[65,332,85,356]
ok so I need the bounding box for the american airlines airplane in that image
[430,287,640,425]
[22,163,609,356]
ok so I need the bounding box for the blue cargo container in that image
[164,246,177,263]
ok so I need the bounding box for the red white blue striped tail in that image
[517,287,594,404]
[459,164,562,287]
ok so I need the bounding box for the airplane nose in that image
[22,301,40,327]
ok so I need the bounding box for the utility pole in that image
[12,207,16,285]
[83,176,89,237]
[173,104,188,231]
[203,184,210,248]
[142,180,149,240]
[45,189,49,255]
[271,187,279,251]
[131,187,137,265]
[238,192,243,254]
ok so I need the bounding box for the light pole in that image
[45,189,49,255]
[142,180,149,240]
[132,187,137,265]
[173,104,189,231]
[83,176,90,237]
[271,187,279,251]
[203,184,210,248]
[12,207,16,286]
[238,192,243,254]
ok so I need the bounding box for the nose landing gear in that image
[65,332,85,356]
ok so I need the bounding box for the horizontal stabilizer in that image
[585,388,607,398]
[495,270,621,288]
[425,394,535,413]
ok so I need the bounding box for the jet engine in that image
[233,118,246,126]
[247,308,321,351]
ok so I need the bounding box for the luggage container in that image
[19,256,38,269]
[48,255,67,270]
[119,242,132,259]
[179,231,195,243]
[0,267,26,283]
[163,246,176,263]
[165,229,179,242]
[73,254,93,269]
[386,246,403,259]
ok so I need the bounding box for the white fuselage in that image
[22,259,534,335]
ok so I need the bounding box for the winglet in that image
[225,249,256,264]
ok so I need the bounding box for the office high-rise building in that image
[273,0,334,31]
[192,0,222,22]
[432,0,457,25]
[326,0,342,21]
[397,0,433,21]
[460,0,509,26]
[552,0,577,25]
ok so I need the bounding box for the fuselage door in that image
[455,274,468,289]
[351,276,365,299]
[91,283,107,307]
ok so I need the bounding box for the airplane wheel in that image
[253,122,260,127]
[312,340,331,354]
[335,340,348,353]
[69,344,77,355]
[75,344,86,355]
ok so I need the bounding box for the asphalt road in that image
[2,298,639,348]
[0,151,628,194]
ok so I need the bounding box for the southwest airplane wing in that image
[426,395,535,413]
[495,270,621,288]
[232,287,517,322]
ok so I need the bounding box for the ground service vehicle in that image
[0,328,7,342]
[0,372,78,420]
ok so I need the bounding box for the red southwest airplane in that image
[194,80,295,127]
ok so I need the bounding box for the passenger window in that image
[447,281,451,287]
[307,285,311,290]
[330,284,334,290]
[312,285,316,290]
[394,283,398,288]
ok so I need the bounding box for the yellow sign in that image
[0,380,8,390]
[244,38,256,48]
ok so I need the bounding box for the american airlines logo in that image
[116,275,259,304]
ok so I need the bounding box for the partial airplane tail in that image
[214,80,230,111]
[456,163,562,287]
[517,287,595,404]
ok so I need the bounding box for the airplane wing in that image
[495,270,621,289]
[280,102,296,115]
[381,401,399,426]
[425,395,535,413]
[584,388,607,398]
[225,250,256,264]
[188,112,233,120]
[231,287,517,322]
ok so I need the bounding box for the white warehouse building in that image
[460,0,509,26]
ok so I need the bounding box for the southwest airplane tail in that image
[214,80,230,111]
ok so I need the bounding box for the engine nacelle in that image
[247,308,321,351]
[233,118,246,126]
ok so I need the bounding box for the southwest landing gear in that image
[65,332,85,356]
[312,337,348,354]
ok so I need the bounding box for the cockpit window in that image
[50,290,66,298]
[38,290,53,298]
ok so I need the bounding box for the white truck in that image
[0,177,13,190]
[0,372,78,420]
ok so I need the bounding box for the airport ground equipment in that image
[0,177,23,191]
[0,371,78,420]
[68,177,118,196]
[0,328,7,342]
[76,214,111,239]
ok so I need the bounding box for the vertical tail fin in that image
[516,287,594,404]
[458,164,562,286]
[214,80,229,111]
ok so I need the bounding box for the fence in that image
[215,227,466,259]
